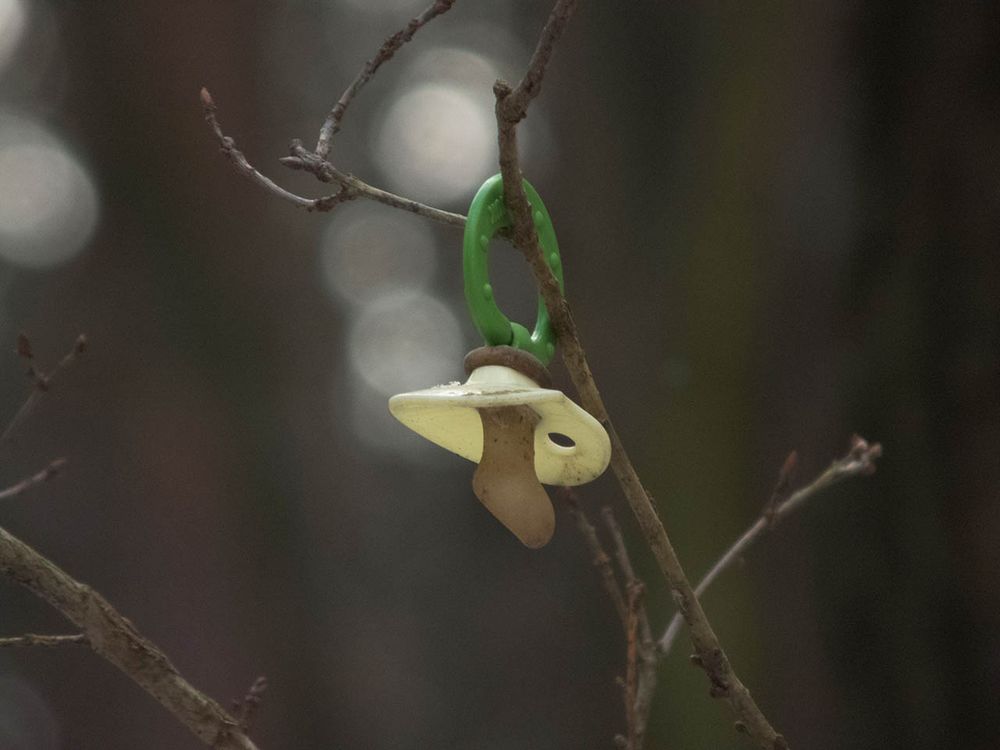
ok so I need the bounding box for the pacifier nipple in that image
[472,405,555,548]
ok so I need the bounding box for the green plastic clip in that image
[463,174,564,365]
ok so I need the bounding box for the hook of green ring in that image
[463,174,564,366]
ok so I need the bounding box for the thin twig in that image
[314,0,458,159]
[658,436,883,657]
[602,508,653,646]
[762,451,798,527]
[0,337,257,748]
[201,88,466,227]
[0,633,87,648]
[0,522,259,750]
[560,488,628,628]
[232,676,268,733]
[2,334,87,445]
[564,491,659,750]
[624,582,643,749]
[497,0,579,124]
[200,88,357,212]
[282,144,467,227]
[602,508,658,750]
[494,2,785,746]
[0,458,67,501]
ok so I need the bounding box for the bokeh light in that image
[374,83,495,206]
[374,44,554,205]
[0,113,99,269]
[348,377,444,459]
[404,43,554,170]
[0,0,27,73]
[320,202,438,307]
[406,46,500,92]
[348,289,462,397]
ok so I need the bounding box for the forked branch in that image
[315,0,458,158]
[561,491,657,750]
[659,436,883,657]
[201,87,465,226]
[0,338,260,750]
[202,0,466,227]
[196,2,886,748]
[493,2,785,746]
[0,523,259,750]
[2,333,86,444]
[200,87,356,212]
[563,488,628,628]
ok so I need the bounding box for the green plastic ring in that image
[463,174,564,365]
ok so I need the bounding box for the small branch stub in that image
[232,676,268,733]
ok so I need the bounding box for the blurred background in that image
[1,2,998,748]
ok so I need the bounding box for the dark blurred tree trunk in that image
[813,3,1000,749]
[52,5,331,748]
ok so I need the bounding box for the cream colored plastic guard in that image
[388,365,611,486]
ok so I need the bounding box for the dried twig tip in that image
[0,458,69,501]
[233,675,268,732]
[16,333,32,360]
[847,434,882,475]
[199,86,215,110]
[780,450,798,483]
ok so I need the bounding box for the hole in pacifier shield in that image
[547,432,576,449]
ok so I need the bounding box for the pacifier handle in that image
[463,174,564,365]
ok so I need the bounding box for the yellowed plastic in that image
[388,365,611,486]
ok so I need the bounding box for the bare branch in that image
[602,509,657,750]
[315,0,458,159]
[494,3,786,746]
[195,3,883,747]
[2,334,87,445]
[560,488,627,629]
[624,582,643,749]
[1,335,257,748]
[200,88,356,212]
[565,491,658,750]
[282,144,467,227]
[0,633,86,648]
[762,451,797,526]
[201,88,466,227]
[232,676,268,733]
[0,458,67,502]
[0,333,87,445]
[602,508,652,645]
[0,523,259,750]
[658,436,883,657]
[497,0,578,123]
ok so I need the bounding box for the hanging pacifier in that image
[389,174,611,548]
